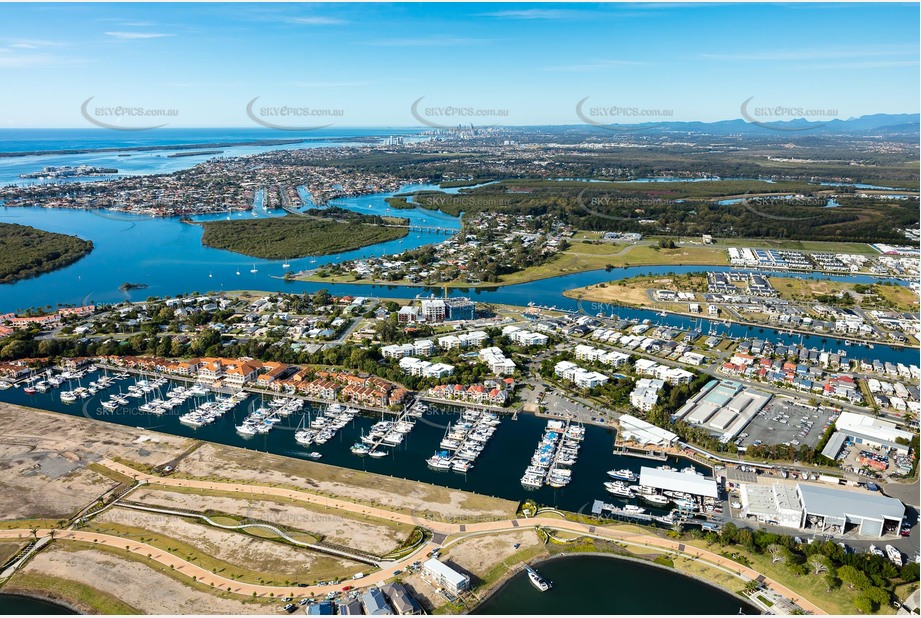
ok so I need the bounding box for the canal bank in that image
[0,592,77,615]
[471,553,758,615]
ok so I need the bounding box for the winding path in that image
[0,458,827,614]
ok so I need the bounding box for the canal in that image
[0,594,75,615]
[473,555,757,614]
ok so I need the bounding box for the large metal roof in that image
[639,466,719,498]
[798,483,905,522]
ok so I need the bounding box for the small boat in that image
[351,443,370,456]
[868,545,885,557]
[525,565,551,592]
[250,263,258,273]
[886,545,903,567]
[282,258,290,268]
[306,452,322,460]
[23,386,37,394]
[623,505,646,514]
[368,450,387,458]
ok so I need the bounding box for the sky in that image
[0,2,918,128]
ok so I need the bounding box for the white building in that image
[421,559,469,595]
[630,378,665,412]
[420,299,446,322]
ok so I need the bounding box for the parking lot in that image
[540,390,611,425]
[738,399,836,450]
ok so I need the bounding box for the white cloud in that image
[542,59,649,72]
[105,31,175,41]
[478,9,592,19]
[369,37,490,47]
[288,17,347,25]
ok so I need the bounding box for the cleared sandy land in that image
[178,443,516,521]
[18,546,274,614]
[125,488,406,555]
[94,507,363,577]
[443,529,542,576]
[0,403,189,520]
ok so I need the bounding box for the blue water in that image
[0,594,74,614]
[0,128,425,186]
[0,373,705,514]
[473,555,757,615]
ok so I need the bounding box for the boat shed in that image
[618,414,679,447]
[796,483,904,538]
[639,466,719,498]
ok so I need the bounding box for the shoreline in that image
[562,289,919,351]
[0,588,85,615]
[469,551,758,615]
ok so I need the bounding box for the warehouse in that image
[639,466,720,498]
[739,483,804,527]
[796,483,904,538]
[833,411,913,454]
[674,380,772,443]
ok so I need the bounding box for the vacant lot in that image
[127,488,408,555]
[0,403,189,520]
[93,507,364,581]
[177,443,516,522]
[443,529,542,577]
[16,545,272,614]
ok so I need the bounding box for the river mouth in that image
[471,554,759,615]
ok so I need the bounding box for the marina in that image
[0,368,710,513]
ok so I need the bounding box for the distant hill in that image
[542,113,920,136]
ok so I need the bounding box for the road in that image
[1,458,819,613]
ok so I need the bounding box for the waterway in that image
[0,374,705,514]
[473,555,757,614]
[0,183,912,367]
[0,594,75,615]
[0,128,425,186]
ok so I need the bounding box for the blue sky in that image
[1,2,918,128]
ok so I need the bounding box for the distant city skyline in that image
[1,2,918,128]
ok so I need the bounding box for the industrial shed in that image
[797,483,904,538]
[639,466,719,498]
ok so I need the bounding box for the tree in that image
[808,554,830,575]
[864,587,889,607]
[901,562,920,582]
[719,522,738,545]
[838,565,871,590]
[853,596,873,614]
[823,572,840,592]
[768,544,785,563]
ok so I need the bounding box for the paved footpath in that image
[0,458,825,613]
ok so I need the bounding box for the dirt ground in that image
[0,403,189,520]
[443,529,542,577]
[127,488,407,555]
[17,546,275,614]
[177,443,516,521]
[94,507,362,578]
